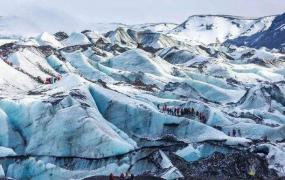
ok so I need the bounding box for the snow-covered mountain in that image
[130,23,178,33]
[227,12,285,51]
[168,15,275,45]
[0,13,285,179]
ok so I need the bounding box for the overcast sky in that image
[1,0,285,24]
[0,0,285,35]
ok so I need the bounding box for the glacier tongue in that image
[0,14,285,179]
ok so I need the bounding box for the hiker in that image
[203,115,207,123]
[233,129,236,137]
[181,108,185,116]
[200,114,205,122]
[163,104,167,112]
[109,173,115,180]
[137,43,142,49]
[237,129,241,137]
[177,108,181,116]
[157,104,160,110]
[119,173,125,180]
[191,108,195,115]
[45,77,51,84]
[183,108,186,114]
[264,136,268,141]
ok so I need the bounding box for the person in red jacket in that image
[109,173,115,180]
[163,104,167,112]
[45,77,51,84]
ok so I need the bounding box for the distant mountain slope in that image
[226,13,285,50]
[130,23,178,33]
[0,14,278,47]
[168,15,274,44]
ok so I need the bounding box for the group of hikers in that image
[44,76,61,84]
[2,58,62,85]
[158,104,245,138]
[37,76,62,84]
[109,173,134,180]
[228,129,242,137]
[158,104,207,124]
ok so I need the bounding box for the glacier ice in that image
[0,14,284,179]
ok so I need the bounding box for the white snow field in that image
[0,14,284,179]
[168,15,274,45]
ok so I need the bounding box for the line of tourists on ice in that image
[157,104,245,138]
[157,104,207,124]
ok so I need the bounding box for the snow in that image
[0,146,16,157]
[46,55,69,74]
[62,32,90,46]
[88,23,128,33]
[36,32,63,48]
[84,31,110,44]
[169,15,274,44]
[62,51,115,83]
[159,150,184,179]
[0,87,137,158]
[105,49,174,76]
[89,83,251,146]
[107,27,137,47]
[7,158,75,179]
[0,109,8,147]
[176,143,230,162]
[130,23,178,33]
[0,58,37,94]
[0,165,4,177]
[7,48,59,80]
[0,38,17,46]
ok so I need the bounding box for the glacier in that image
[0,13,284,179]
